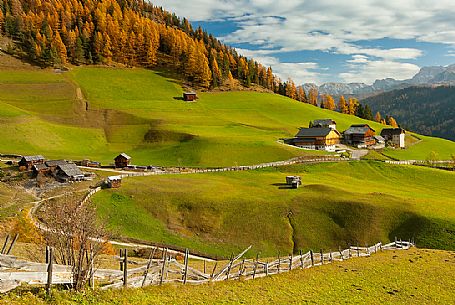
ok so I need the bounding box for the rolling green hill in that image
[1,65,454,166]
[93,161,455,258]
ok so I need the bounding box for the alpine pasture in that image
[1,66,454,166]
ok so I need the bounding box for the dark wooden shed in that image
[114,153,131,168]
[107,176,122,188]
[183,92,197,102]
[18,155,45,171]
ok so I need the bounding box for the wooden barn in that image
[381,128,406,148]
[343,124,376,148]
[18,155,45,171]
[289,127,341,151]
[115,153,131,168]
[183,92,197,102]
[107,176,122,188]
[56,163,84,182]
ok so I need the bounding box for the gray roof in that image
[313,119,336,126]
[46,160,68,167]
[374,135,385,142]
[295,127,335,138]
[33,164,48,171]
[344,125,375,135]
[117,153,131,160]
[57,164,84,177]
[23,155,45,162]
[380,128,405,136]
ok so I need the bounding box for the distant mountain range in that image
[303,64,455,97]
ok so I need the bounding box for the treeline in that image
[362,86,455,140]
[292,86,399,126]
[0,0,283,90]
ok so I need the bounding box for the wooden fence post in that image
[357,245,360,257]
[119,249,124,271]
[159,248,167,285]
[1,234,10,254]
[45,245,50,264]
[90,245,94,290]
[310,250,314,266]
[329,250,333,263]
[253,254,259,279]
[379,242,383,251]
[299,250,304,269]
[183,249,189,284]
[277,253,280,274]
[348,244,352,258]
[46,247,53,295]
[366,244,370,255]
[239,258,245,279]
[320,249,324,265]
[265,261,269,276]
[6,233,19,255]
[226,254,234,280]
[123,249,128,288]
[203,260,206,274]
[142,248,156,287]
[210,261,218,280]
[289,254,293,271]
[339,246,343,260]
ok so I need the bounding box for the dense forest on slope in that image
[362,86,455,140]
[0,0,296,93]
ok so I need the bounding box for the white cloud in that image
[340,60,420,84]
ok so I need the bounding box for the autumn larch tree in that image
[308,88,319,106]
[338,96,348,114]
[374,111,382,123]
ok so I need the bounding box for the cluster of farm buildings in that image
[286,119,406,151]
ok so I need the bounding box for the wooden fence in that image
[0,239,414,293]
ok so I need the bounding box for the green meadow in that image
[93,161,455,258]
[3,248,454,304]
[0,66,453,166]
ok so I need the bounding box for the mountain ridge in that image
[304,64,455,97]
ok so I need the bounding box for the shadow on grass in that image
[271,183,294,189]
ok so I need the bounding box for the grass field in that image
[2,248,454,304]
[0,64,453,166]
[92,161,455,258]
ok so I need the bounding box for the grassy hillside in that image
[2,248,454,304]
[0,64,453,166]
[93,161,455,258]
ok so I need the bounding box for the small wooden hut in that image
[107,176,122,188]
[183,92,197,102]
[114,153,131,168]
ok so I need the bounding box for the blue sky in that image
[152,0,455,85]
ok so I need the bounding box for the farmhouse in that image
[290,127,341,151]
[381,128,406,148]
[45,160,68,171]
[107,176,122,188]
[312,119,337,130]
[115,153,131,168]
[18,155,45,171]
[343,124,376,148]
[183,92,197,102]
[56,163,84,182]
